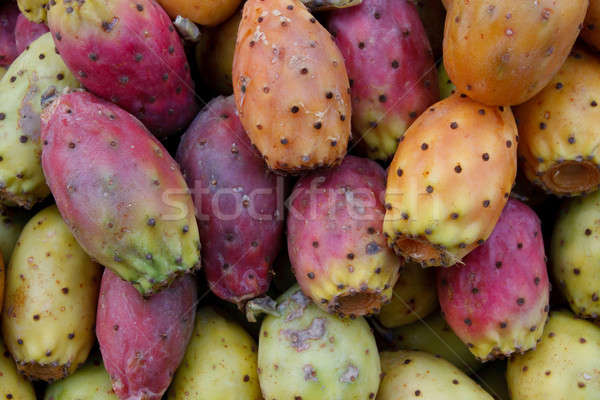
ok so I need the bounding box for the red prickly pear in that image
[41,91,200,296]
[437,199,550,361]
[96,269,197,400]
[14,13,48,54]
[233,0,352,173]
[177,96,284,306]
[46,0,197,137]
[328,0,438,161]
[0,2,19,66]
[287,155,400,318]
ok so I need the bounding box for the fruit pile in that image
[0,0,599,398]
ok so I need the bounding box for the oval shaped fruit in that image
[157,0,241,26]
[378,350,493,399]
[0,336,36,400]
[506,311,600,399]
[167,307,261,400]
[258,286,381,399]
[443,0,588,106]
[1,205,101,382]
[383,93,518,266]
[514,47,600,197]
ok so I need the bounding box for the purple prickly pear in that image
[328,0,438,161]
[177,96,284,305]
[46,0,197,137]
[0,2,19,66]
[14,13,48,54]
[41,91,200,296]
[437,199,550,361]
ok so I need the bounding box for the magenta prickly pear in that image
[14,13,48,54]
[437,199,550,361]
[0,2,19,66]
[41,91,200,296]
[46,0,197,137]
[177,96,284,305]
[328,0,438,160]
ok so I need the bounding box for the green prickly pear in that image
[258,285,381,399]
[0,32,80,209]
[1,205,101,382]
[0,336,36,400]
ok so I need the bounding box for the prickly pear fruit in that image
[41,91,200,296]
[377,262,437,327]
[444,0,587,106]
[0,32,79,208]
[177,96,283,305]
[437,199,550,361]
[46,0,197,137]
[167,307,261,400]
[438,63,456,99]
[552,190,600,320]
[158,0,240,25]
[0,206,29,262]
[287,155,400,317]
[477,361,510,400]
[97,269,197,400]
[15,13,49,54]
[17,0,47,23]
[384,93,518,266]
[302,0,362,11]
[195,10,241,95]
[44,353,118,400]
[582,0,600,50]
[0,337,36,400]
[0,2,18,67]
[1,205,101,381]
[233,0,351,172]
[514,47,600,197]
[506,310,600,399]
[328,0,438,161]
[258,285,381,399]
[378,350,493,400]
[392,312,482,373]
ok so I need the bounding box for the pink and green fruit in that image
[15,13,48,54]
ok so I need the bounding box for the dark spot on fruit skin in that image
[517,298,525,305]
[450,122,458,129]
[307,272,315,279]
[426,185,433,193]
[464,318,471,326]
[454,165,462,173]
[574,268,580,275]
[391,60,399,69]
[291,106,299,113]
[421,143,428,150]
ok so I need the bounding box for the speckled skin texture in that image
[437,199,550,361]
[96,269,197,400]
[46,0,197,137]
[0,337,36,400]
[233,0,351,172]
[507,311,600,400]
[177,96,283,305]
[443,0,587,106]
[0,2,18,66]
[287,155,400,317]
[552,190,600,320]
[384,93,517,266]
[41,91,200,296]
[328,0,438,161]
[514,47,600,197]
[15,13,48,54]
[378,350,492,400]
[1,206,101,382]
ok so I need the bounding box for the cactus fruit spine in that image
[1,205,101,381]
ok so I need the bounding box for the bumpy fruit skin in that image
[552,190,600,319]
[377,262,437,328]
[0,2,18,66]
[1,205,101,382]
[438,63,456,99]
[287,155,400,317]
[258,286,381,399]
[328,0,438,161]
[582,0,600,50]
[17,0,47,23]
[392,312,482,373]
[233,0,351,173]
[514,48,600,197]
[46,0,197,137]
[507,311,600,400]
[41,91,200,296]
[44,353,118,400]
[379,350,493,400]
[477,361,510,400]
[97,269,197,400]
[384,93,518,266]
[158,0,240,26]
[177,96,283,305]
[0,206,30,262]
[0,337,36,400]
[15,13,49,54]
[443,0,588,106]
[195,10,241,95]
[167,307,261,400]
[0,32,80,208]
[437,199,550,361]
